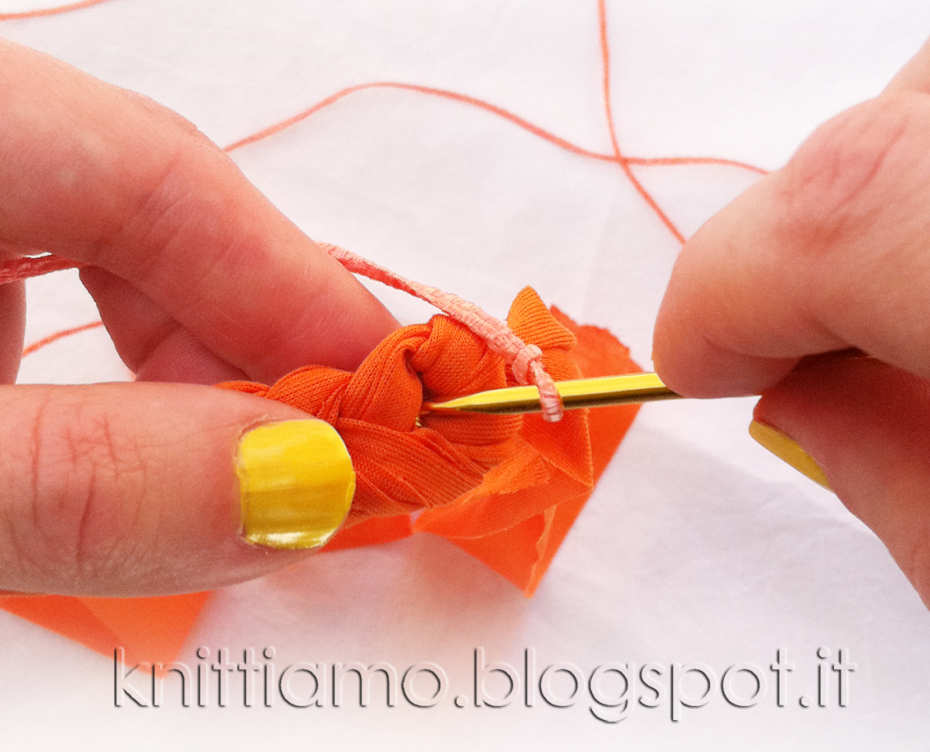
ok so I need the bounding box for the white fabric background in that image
[1,0,929,749]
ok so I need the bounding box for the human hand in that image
[653,36,930,608]
[0,39,397,596]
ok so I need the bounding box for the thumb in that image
[750,356,930,607]
[0,383,355,596]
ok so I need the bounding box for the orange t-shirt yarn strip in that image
[0,0,761,674]
[221,286,642,594]
[0,286,641,666]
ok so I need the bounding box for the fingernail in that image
[236,421,355,549]
[749,421,831,490]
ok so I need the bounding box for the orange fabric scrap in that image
[0,287,641,664]
[222,286,642,593]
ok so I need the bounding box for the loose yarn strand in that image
[0,0,767,388]
[223,80,767,178]
[318,243,564,421]
[22,321,104,357]
[0,0,112,21]
[0,255,84,285]
[0,247,566,420]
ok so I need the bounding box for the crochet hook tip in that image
[422,372,681,416]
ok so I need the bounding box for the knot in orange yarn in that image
[220,286,642,597]
[219,287,586,529]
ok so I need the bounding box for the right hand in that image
[653,36,930,607]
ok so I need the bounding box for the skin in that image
[654,36,930,608]
[0,39,398,596]
[7,34,930,609]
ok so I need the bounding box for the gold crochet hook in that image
[422,372,681,415]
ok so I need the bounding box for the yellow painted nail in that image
[236,420,356,549]
[749,421,831,490]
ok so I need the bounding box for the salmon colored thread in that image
[224,81,607,157]
[0,255,84,285]
[0,0,113,21]
[1,0,767,173]
[0,0,770,361]
[637,156,765,174]
[598,0,685,244]
[223,80,766,178]
[0,245,566,418]
[22,321,104,357]
[318,243,564,421]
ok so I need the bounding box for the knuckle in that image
[100,138,236,314]
[776,95,922,252]
[100,145,194,275]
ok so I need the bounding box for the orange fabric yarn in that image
[0,289,640,665]
[0,0,710,664]
[221,287,642,595]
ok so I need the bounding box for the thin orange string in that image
[22,320,104,357]
[0,254,84,284]
[224,1,761,246]
[224,80,766,178]
[637,156,764,172]
[226,81,615,158]
[0,0,112,21]
[597,0,685,244]
[4,0,769,360]
[318,242,565,420]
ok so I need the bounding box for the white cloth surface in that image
[1,0,929,749]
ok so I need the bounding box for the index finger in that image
[0,39,397,382]
[653,42,930,398]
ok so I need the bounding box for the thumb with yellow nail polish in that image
[0,382,355,597]
[752,356,930,609]
[749,421,830,490]
[237,420,355,550]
